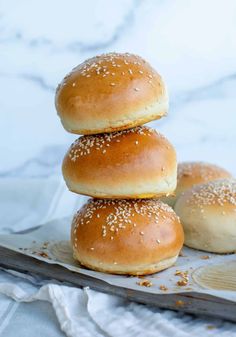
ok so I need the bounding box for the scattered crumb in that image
[175,270,189,287]
[37,252,49,258]
[177,279,188,287]
[42,241,49,249]
[175,300,185,307]
[200,255,210,260]
[175,270,188,277]
[137,279,153,287]
[206,325,215,330]
[159,285,168,291]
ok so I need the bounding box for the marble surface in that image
[1,0,236,178]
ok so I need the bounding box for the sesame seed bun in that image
[71,199,184,275]
[55,53,168,135]
[62,126,177,199]
[174,179,236,253]
[161,162,232,207]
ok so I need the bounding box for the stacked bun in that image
[62,127,177,198]
[56,53,184,275]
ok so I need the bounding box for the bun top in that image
[55,52,168,134]
[178,179,236,210]
[177,162,232,194]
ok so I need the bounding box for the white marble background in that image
[1,0,236,177]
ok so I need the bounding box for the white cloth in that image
[0,177,236,337]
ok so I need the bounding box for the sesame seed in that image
[110,83,115,86]
[71,198,178,242]
[134,88,140,91]
[185,179,236,207]
[72,82,76,87]
[67,126,157,161]
[135,141,139,145]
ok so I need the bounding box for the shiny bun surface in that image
[62,126,177,198]
[55,53,168,134]
[72,198,184,275]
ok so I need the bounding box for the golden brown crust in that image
[177,162,232,194]
[162,161,232,207]
[55,53,168,134]
[62,126,177,198]
[71,199,184,275]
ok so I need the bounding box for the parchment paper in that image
[0,217,235,302]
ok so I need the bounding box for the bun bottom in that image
[62,102,167,135]
[67,174,177,199]
[73,252,178,276]
[183,239,236,254]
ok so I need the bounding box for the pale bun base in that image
[68,174,176,199]
[63,99,167,135]
[174,179,236,253]
[73,251,178,275]
[177,209,236,254]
